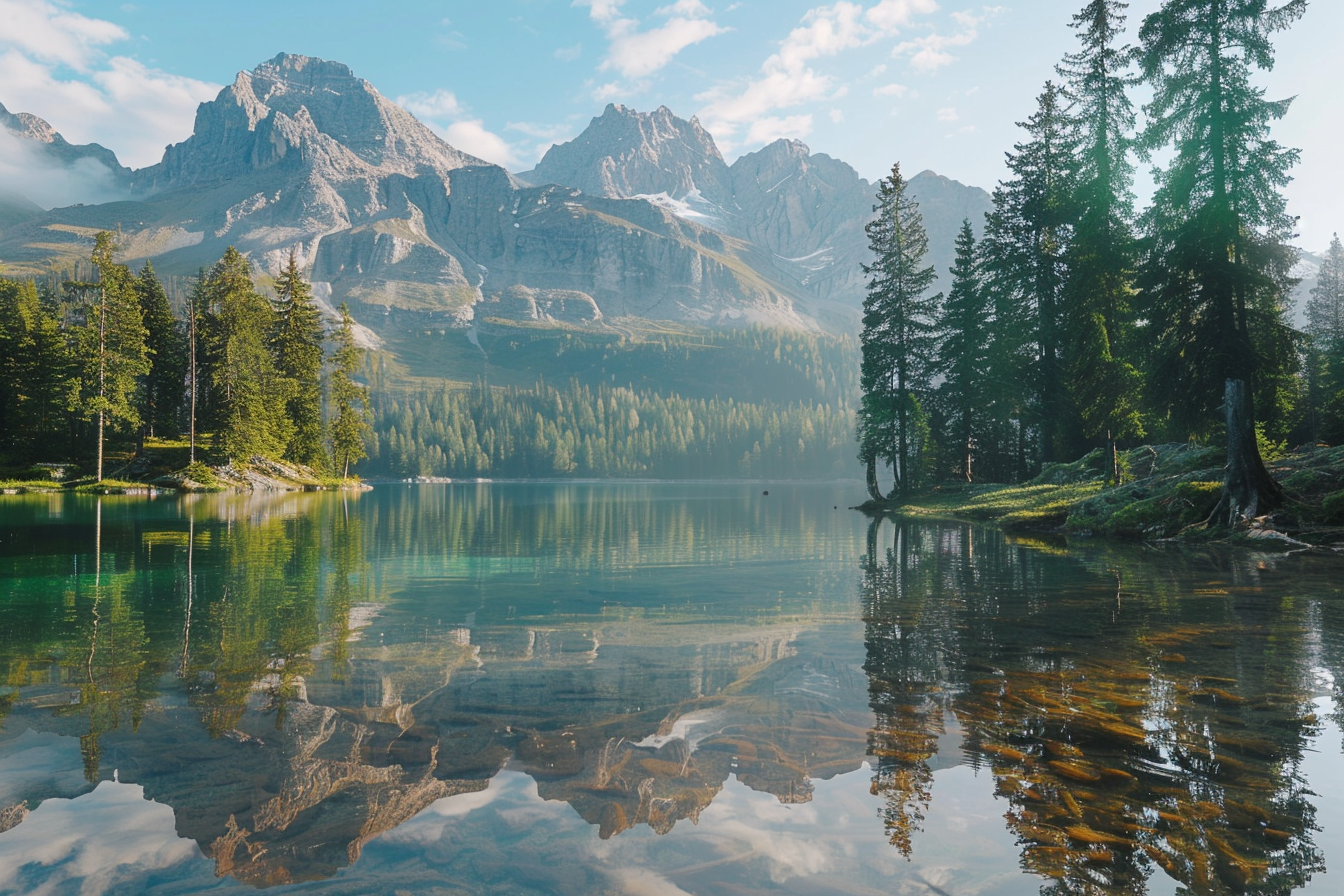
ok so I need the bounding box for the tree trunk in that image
[1106,430,1119,487]
[865,454,885,503]
[963,407,973,483]
[1210,379,1284,527]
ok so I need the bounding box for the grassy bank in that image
[862,443,1344,546]
[1,438,365,495]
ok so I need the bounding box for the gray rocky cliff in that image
[0,58,991,337]
[522,103,734,211]
[519,106,994,327]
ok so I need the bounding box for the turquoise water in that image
[0,483,1340,894]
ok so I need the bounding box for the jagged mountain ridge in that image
[0,54,822,331]
[522,103,992,320]
[0,53,990,337]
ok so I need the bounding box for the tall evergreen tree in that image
[72,233,150,481]
[329,303,371,478]
[134,262,186,440]
[1058,0,1144,483]
[982,81,1081,466]
[0,277,74,461]
[1138,0,1305,522]
[1305,234,1344,441]
[934,222,991,481]
[200,247,292,464]
[858,163,940,499]
[271,251,327,469]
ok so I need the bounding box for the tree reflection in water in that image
[862,515,1327,894]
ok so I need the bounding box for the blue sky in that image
[1,0,1340,248]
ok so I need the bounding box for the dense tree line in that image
[364,379,854,480]
[860,0,1314,521]
[0,237,370,478]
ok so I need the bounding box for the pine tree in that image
[982,82,1081,466]
[1058,0,1144,483]
[134,261,186,439]
[271,251,327,469]
[1138,0,1305,522]
[329,303,370,478]
[1306,234,1344,441]
[0,277,73,461]
[934,222,990,481]
[858,163,941,499]
[200,247,292,464]
[72,233,150,481]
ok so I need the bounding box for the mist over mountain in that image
[0,53,990,338]
[0,101,132,213]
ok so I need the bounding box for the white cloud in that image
[0,782,200,895]
[0,3,219,168]
[396,89,464,119]
[0,0,126,71]
[866,0,939,31]
[873,82,909,98]
[829,107,845,123]
[579,0,628,24]
[555,42,584,62]
[695,0,937,150]
[603,16,726,78]
[399,90,529,170]
[936,105,958,121]
[893,8,990,74]
[443,119,522,169]
[578,0,725,80]
[746,113,813,146]
[657,0,712,14]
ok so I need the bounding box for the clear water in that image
[0,483,1340,895]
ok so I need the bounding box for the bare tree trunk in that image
[963,407,973,483]
[1210,379,1284,527]
[865,454,885,503]
[1106,430,1119,487]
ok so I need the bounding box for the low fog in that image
[0,127,132,211]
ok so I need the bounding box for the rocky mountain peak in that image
[1,104,59,144]
[524,102,733,207]
[136,53,485,195]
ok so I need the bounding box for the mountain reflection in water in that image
[0,485,1340,895]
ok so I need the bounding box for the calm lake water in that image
[0,483,1341,895]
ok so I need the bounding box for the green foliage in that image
[329,304,371,479]
[0,277,75,462]
[1137,0,1305,438]
[983,81,1083,465]
[199,247,294,464]
[1058,0,1145,456]
[272,252,328,469]
[72,233,151,480]
[364,378,853,480]
[933,221,991,481]
[859,163,941,496]
[134,261,186,439]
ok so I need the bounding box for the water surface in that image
[0,484,1340,895]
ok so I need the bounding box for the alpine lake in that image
[0,482,1341,896]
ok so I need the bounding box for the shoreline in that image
[852,443,1344,551]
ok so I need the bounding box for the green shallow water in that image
[0,483,1341,895]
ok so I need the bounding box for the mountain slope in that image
[0,56,992,341]
[523,104,993,325]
